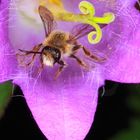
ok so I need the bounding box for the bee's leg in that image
[70,54,88,69]
[17,44,42,66]
[54,60,66,80]
[36,55,44,75]
[82,46,106,62]
[72,45,82,53]
[16,50,32,65]
[26,44,42,66]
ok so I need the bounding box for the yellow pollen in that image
[48,0,63,7]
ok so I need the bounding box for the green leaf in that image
[0,80,13,119]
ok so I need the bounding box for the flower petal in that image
[104,34,140,83]
[103,0,140,83]
[14,69,104,140]
[0,1,17,83]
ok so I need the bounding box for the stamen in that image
[79,1,95,15]
[55,1,115,44]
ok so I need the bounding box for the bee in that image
[17,6,105,79]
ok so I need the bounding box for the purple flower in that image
[1,0,140,139]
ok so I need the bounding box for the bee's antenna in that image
[18,49,42,54]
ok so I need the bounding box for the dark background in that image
[0,81,140,140]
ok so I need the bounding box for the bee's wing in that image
[69,24,107,42]
[38,6,56,37]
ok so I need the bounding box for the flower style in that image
[0,0,140,139]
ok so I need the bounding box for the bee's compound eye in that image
[43,46,51,50]
[42,46,61,63]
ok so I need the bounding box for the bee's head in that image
[42,46,61,67]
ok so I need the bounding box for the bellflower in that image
[0,0,140,139]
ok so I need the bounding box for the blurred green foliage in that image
[109,85,140,140]
[0,81,13,119]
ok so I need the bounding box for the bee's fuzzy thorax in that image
[43,30,69,46]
